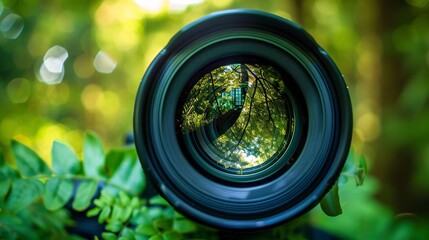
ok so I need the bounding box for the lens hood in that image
[134,9,352,230]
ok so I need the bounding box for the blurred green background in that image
[1,0,429,238]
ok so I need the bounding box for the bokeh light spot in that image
[135,0,166,12]
[7,78,32,103]
[81,84,103,112]
[356,112,381,142]
[211,0,232,8]
[74,54,95,78]
[44,46,68,73]
[97,91,120,116]
[169,0,204,12]
[37,45,69,85]
[312,0,338,25]
[93,51,116,74]
[0,13,24,39]
[38,63,64,85]
[95,1,117,26]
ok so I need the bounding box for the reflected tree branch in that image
[244,64,276,128]
[209,72,222,115]
[228,65,256,156]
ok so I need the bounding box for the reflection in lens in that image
[179,63,293,174]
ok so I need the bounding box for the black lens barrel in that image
[134,9,352,230]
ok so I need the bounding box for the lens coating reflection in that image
[179,63,294,174]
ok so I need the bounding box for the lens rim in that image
[134,9,352,230]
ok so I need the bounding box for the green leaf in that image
[119,206,133,222]
[83,133,105,177]
[72,179,98,211]
[120,228,136,239]
[11,140,51,177]
[0,164,19,180]
[0,214,24,226]
[136,224,158,236]
[342,150,367,187]
[355,154,367,186]
[131,207,151,226]
[357,153,367,173]
[0,150,19,181]
[106,220,124,232]
[320,182,342,217]
[119,191,131,206]
[0,215,35,239]
[86,207,101,217]
[134,234,150,240]
[148,234,163,240]
[127,158,146,193]
[148,207,164,219]
[105,147,135,176]
[52,141,80,175]
[162,230,181,240]
[172,219,197,233]
[98,206,112,224]
[130,196,141,208]
[111,204,125,222]
[337,174,348,186]
[105,154,146,196]
[100,189,115,205]
[149,195,169,207]
[173,211,183,218]
[6,178,44,214]
[0,179,11,200]
[102,232,118,240]
[153,218,172,232]
[94,199,107,208]
[44,177,74,211]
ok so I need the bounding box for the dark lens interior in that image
[178,62,295,175]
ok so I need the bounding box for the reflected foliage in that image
[180,63,292,170]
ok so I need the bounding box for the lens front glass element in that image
[178,62,294,175]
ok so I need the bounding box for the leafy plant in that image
[0,132,207,239]
[88,192,209,240]
[0,132,366,240]
[320,149,367,217]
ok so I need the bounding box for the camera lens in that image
[134,9,352,230]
